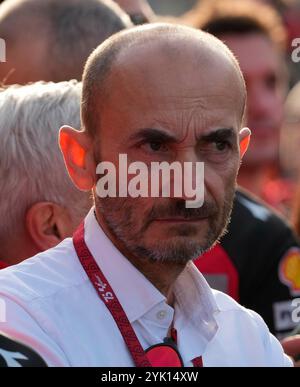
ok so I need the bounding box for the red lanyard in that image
[73,221,203,367]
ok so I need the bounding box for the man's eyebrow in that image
[128,128,178,143]
[199,128,237,142]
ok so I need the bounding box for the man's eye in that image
[214,141,230,151]
[150,141,162,151]
[144,141,168,152]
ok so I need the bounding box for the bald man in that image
[0,0,132,84]
[0,24,292,366]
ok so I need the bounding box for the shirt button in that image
[156,310,167,320]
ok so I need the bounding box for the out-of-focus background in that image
[149,0,197,15]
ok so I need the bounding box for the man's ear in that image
[59,125,96,191]
[26,202,75,251]
[239,127,251,158]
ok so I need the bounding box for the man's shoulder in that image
[0,238,86,304]
[212,288,254,313]
[209,290,292,366]
[212,288,269,328]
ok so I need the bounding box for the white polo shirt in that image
[0,208,292,366]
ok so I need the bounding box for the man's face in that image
[93,42,244,264]
[220,33,286,166]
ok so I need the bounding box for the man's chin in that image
[135,237,210,264]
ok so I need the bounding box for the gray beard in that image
[94,193,234,265]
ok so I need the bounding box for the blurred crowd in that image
[0,0,299,366]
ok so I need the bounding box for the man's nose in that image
[169,148,205,206]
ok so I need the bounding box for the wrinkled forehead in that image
[106,38,245,113]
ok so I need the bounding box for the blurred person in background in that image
[281,93,300,363]
[281,334,300,367]
[0,0,132,84]
[290,81,300,215]
[288,83,300,281]
[183,0,300,338]
[0,0,131,265]
[281,82,300,195]
[258,0,300,85]
[187,0,290,209]
[0,81,91,268]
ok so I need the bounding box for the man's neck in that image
[94,209,185,302]
[122,253,184,304]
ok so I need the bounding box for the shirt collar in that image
[83,207,219,360]
[173,261,219,363]
[83,208,166,323]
